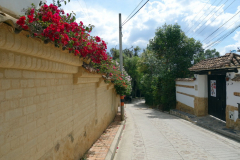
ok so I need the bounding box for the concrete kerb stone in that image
[105,120,126,160]
[196,121,240,142]
[170,109,240,143]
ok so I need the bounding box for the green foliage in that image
[110,48,119,60]
[124,56,142,97]
[194,48,220,64]
[92,60,132,96]
[138,50,162,106]
[109,46,142,97]
[141,23,205,110]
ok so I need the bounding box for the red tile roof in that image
[189,53,240,71]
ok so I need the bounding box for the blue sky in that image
[58,0,240,55]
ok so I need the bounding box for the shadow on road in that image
[126,98,179,120]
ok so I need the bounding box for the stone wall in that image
[0,23,120,160]
[194,97,208,116]
[176,101,194,115]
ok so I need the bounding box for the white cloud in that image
[220,31,240,55]
[58,0,240,53]
[233,31,240,41]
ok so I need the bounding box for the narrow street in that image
[114,100,240,160]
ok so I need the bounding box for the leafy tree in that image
[109,46,142,97]
[133,46,141,56]
[123,47,133,58]
[124,56,142,97]
[138,50,161,105]
[193,48,220,64]
[110,48,119,60]
[144,23,204,110]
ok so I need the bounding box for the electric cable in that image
[77,0,91,23]
[204,17,238,45]
[197,0,236,37]
[82,0,92,24]
[185,0,217,35]
[122,0,144,25]
[205,24,240,49]
[182,0,210,32]
[122,0,149,27]
[202,9,240,43]
[191,0,228,38]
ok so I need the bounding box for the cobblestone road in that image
[114,100,240,160]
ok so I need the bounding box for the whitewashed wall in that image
[226,70,240,122]
[195,75,208,98]
[176,74,208,109]
[176,80,197,108]
[226,71,240,107]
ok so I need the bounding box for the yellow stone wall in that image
[0,24,120,160]
[194,97,208,116]
[176,101,195,115]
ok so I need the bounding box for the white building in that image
[176,53,240,129]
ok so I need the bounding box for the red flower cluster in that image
[16,3,109,64]
[16,16,28,30]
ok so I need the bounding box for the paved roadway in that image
[114,100,240,160]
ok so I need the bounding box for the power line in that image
[185,0,217,35]
[122,0,149,27]
[204,13,238,45]
[197,0,235,37]
[77,0,91,23]
[205,24,238,49]
[82,0,92,24]
[122,0,144,25]
[202,9,240,43]
[205,24,240,49]
[204,18,239,47]
[182,0,210,32]
[190,0,227,38]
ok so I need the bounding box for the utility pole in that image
[119,13,123,73]
[119,13,124,121]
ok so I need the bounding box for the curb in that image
[169,109,240,143]
[195,122,240,142]
[105,120,126,160]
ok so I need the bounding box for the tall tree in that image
[144,23,204,109]
[110,48,119,60]
[194,48,220,64]
[133,46,141,56]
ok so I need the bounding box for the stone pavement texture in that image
[170,109,240,142]
[114,100,240,160]
[84,114,122,160]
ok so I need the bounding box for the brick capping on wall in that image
[176,84,194,89]
[0,50,79,74]
[234,92,240,97]
[0,23,82,67]
[176,91,195,98]
[175,78,195,81]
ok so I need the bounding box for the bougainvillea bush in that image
[93,60,132,95]
[111,61,132,95]
[16,2,107,63]
[16,2,131,95]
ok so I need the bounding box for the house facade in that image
[176,53,240,129]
